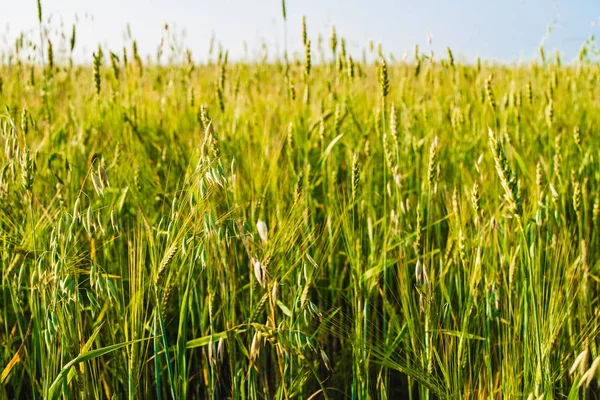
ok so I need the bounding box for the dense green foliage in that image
[0,20,600,400]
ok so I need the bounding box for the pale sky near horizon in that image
[1,0,599,63]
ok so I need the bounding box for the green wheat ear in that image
[93,51,101,95]
[20,146,36,195]
[539,44,546,64]
[573,181,581,221]
[446,46,454,68]
[488,128,522,219]
[37,0,42,24]
[351,153,360,204]
[110,52,121,80]
[70,24,76,52]
[346,56,354,80]
[526,81,533,105]
[545,98,554,129]
[471,183,481,225]
[389,103,398,147]
[330,26,337,58]
[485,74,496,113]
[427,136,439,192]
[304,39,311,79]
[301,16,307,45]
[573,126,582,150]
[21,107,29,135]
[47,39,54,71]
[379,58,389,99]
[294,171,304,203]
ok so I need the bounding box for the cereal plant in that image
[0,3,599,399]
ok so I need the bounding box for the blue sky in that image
[1,0,599,63]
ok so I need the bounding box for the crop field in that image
[0,3,599,399]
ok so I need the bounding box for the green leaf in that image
[316,133,344,168]
[276,300,293,317]
[66,323,104,384]
[116,187,129,212]
[430,329,486,341]
[48,337,150,399]
[186,331,229,349]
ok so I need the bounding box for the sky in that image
[1,0,599,64]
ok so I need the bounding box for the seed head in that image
[351,153,360,203]
[47,39,54,72]
[70,24,76,52]
[333,105,342,136]
[536,161,544,194]
[383,132,394,170]
[458,229,467,268]
[286,121,294,151]
[256,220,268,243]
[545,99,554,129]
[471,183,481,224]
[389,103,398,146]
[485,74,496,112]
[37,0,43,24]
[199,105,210,129]
[304,40,311,78]
[21,107,29,135]
[414,204,422,255]
[573,181,581,220]
[446,46,454,68]
[93,51,101,95]
[20,146,36,194]
[427,136,439,192]
[110,52,120,80]
[301,16,307,45]
[488,128,522,218]
[573,126,582,150]
[218,63,226,90]
[288,80,296,100]
[379,58,389,98]
[346,55,354,79]
[330,26,337,57]
[526,82,533,106]
[252,258,267,288]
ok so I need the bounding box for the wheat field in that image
[0,2,599,399]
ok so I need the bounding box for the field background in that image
[0,8,600,399]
